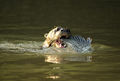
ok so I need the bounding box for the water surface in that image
[0,0,120,81]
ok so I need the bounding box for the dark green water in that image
[0,0,120,81]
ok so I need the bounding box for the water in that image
[0,0,120,81]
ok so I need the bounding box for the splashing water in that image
[0,36,93,54]
[0,41,43,53]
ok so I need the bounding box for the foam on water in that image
[0,36,93,54]
[0,41,43,53]
[0,41,72,54]
[0,40,117,55]
[0,41,89,54]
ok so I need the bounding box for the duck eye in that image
[56,27,61,31]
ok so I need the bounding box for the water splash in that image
[0,36,93,54]
[0,41,43,53]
